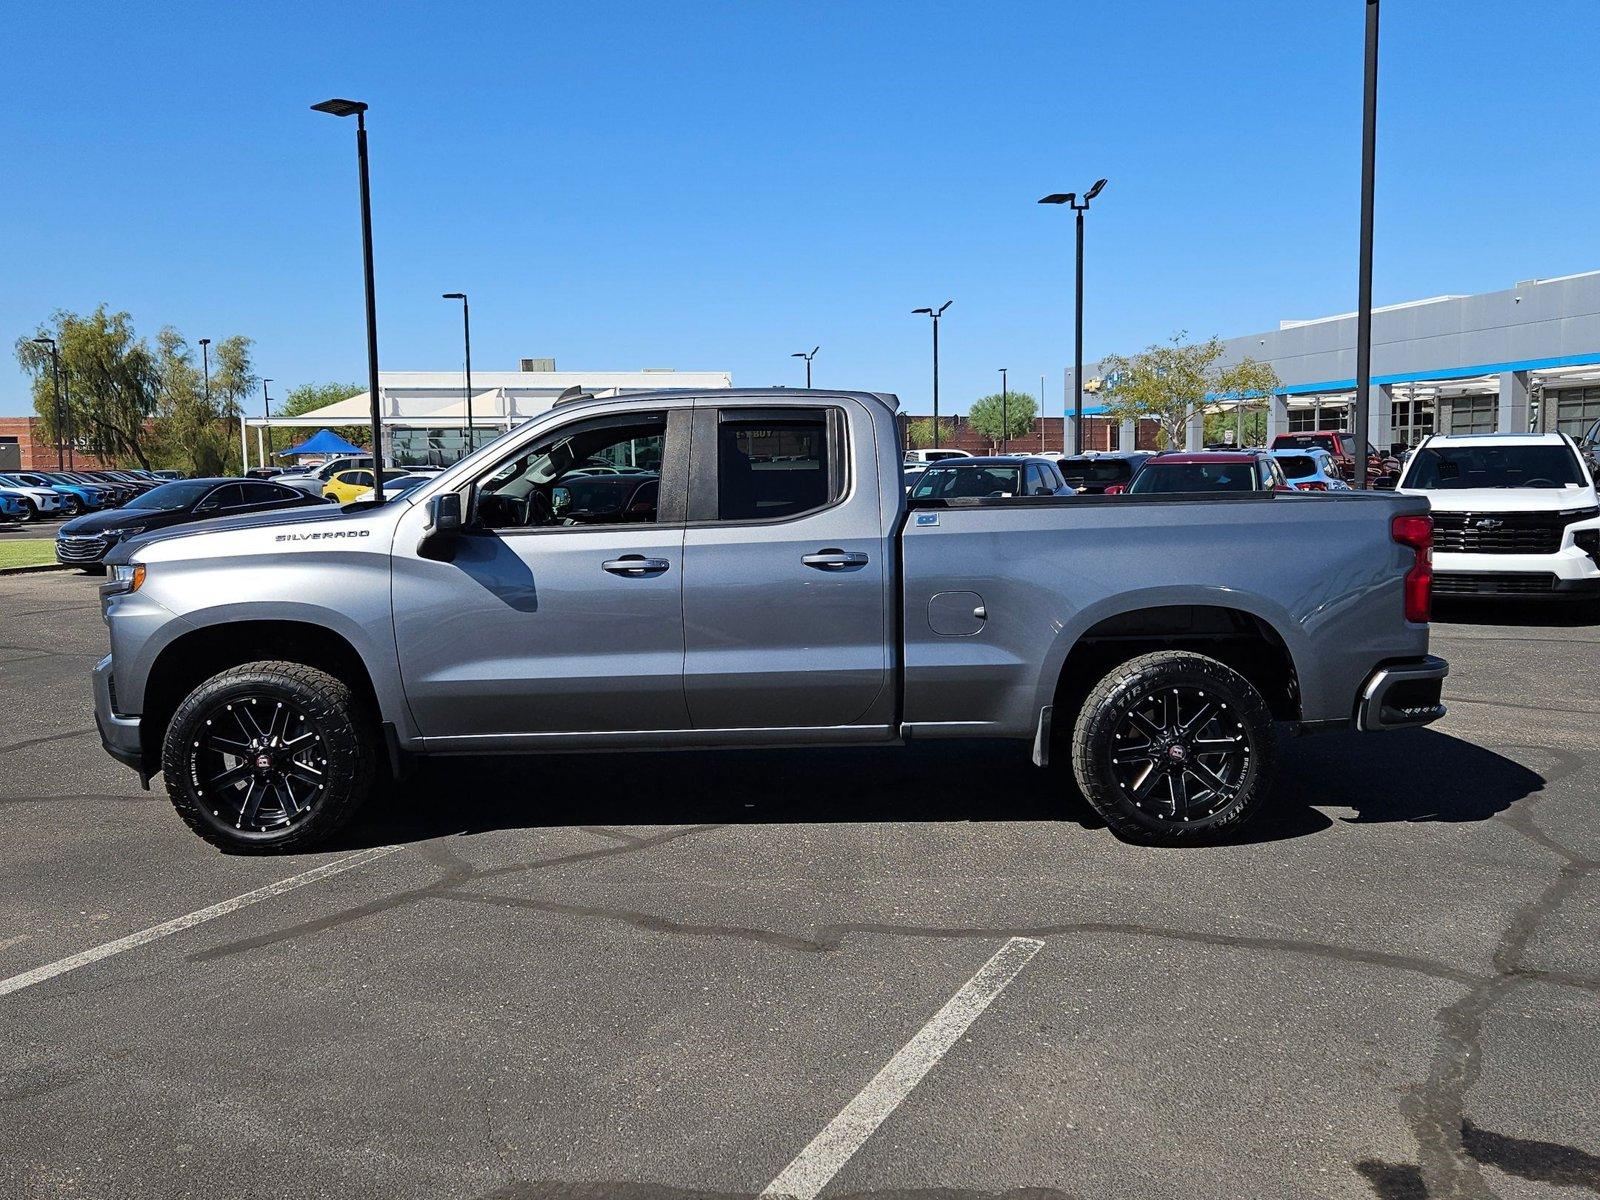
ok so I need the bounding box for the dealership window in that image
[1446,396,1496,436]
[717,412,834,521]
[1287,402,1349,433]
[1390,397,1434,449]
[1549,386,1600,437]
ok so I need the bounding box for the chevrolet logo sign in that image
[1473,518,1505,530]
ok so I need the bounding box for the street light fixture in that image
[312,96,386,501]
[790,346,819,388]
[999,368,1009,453]
[442,293,474,459]
[1039,177,1108,456]
[32,336,63,469]
[912,301,952,448]
[1352,0,1380,488]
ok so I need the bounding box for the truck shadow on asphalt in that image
[348,728,1544,851]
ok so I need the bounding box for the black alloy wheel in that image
[1108,685,1250,822]
[163,661,375,852]
[1071,650,1277,844]
[185,694,328,834]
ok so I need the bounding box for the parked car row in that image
[0,467,188,524]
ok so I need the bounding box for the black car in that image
[55,477,329,571]
[1054,452,1154,494]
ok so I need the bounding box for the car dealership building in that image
[1070,269,1600,453]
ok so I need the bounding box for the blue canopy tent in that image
[276,429,366,459]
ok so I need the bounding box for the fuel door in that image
[928,590,987,637]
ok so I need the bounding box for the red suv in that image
[1270,431,1385,483]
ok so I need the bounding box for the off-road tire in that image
[1070,650,1277,845]
[162,660,375,853]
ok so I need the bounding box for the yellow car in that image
[323,468,411,504]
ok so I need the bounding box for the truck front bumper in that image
[1355,655,1448,731]
[93,654,146,779]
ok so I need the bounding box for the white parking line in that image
[761,936,1044,1200]
[0,845,402,999]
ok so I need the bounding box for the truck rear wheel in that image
[161,661,375,853]
[1070,651,1277,844]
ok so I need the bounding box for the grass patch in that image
[0,540,58,570]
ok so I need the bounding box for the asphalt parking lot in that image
[2,570,1596,1200]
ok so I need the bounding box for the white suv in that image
[1397,432,1600,600]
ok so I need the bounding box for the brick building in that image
[897,414,1164,456]
[0,417,121,472]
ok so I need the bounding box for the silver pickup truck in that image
[94,388,1446,852]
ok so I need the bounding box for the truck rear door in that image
[679,402,891,730]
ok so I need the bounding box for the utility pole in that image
[1000,368,1010,454]
[912,302,952,448]
[1352,0,1381,488]
[1039,179,1108,456]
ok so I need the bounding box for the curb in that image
[0,563,74,576]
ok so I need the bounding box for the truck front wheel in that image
[161,661,375,853]
[1070,651,1277,844]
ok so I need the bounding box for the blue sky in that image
[4,1,1598,417]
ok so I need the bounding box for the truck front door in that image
[679,403,889,730]
[392,407,692,740]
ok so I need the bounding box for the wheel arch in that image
[1045,593,1305,730]
[141,619,386,775]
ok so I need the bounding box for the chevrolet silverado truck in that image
[93,388,1447,852]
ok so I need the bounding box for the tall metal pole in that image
[261,379,273,467]
[462,297,474,457]
[931,315,940,449]
[62,366,74,468]
[1041,374,1047,451]
[1073,206,1085,456]
[1000,368,1009,454]
[804,356,811,388]
[45,343,63,469]
[354,111,386,500]
[1353,0,1380,489]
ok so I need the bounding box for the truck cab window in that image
[717,415,832,521]
[475,414,667,529]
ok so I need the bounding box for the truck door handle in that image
[602,555,671,576]
[802,549,869,570]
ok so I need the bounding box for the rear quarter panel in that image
[901,492,1431,737]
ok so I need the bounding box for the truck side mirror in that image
[418,492,465,561]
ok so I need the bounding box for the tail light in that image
[1297,481,1328,491]
[1391,514,1433,623]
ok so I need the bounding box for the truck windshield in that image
[910,466,1024,499]
[1401,444,1584,489]
[1129,463,1256,493]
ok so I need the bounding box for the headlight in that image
[103,526,146,538]
[108,564,146,594]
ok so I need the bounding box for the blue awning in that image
[277,429,366,458]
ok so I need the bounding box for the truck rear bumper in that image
[1355,654,1448,731]
[93,654,146,779]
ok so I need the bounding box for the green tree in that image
[278,382,368,454]
[967,390,1037,448]
[152,328,239,475]
[1099,333,1280,450]
[16,307,160,469]
[905,417,937,449]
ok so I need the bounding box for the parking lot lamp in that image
[32,336,63,469]
[1039,178,1107,456]
[1352,0,1380,488]
[1000,368,1009,453]
[790,346,819,388]
[912,301,952,448]
[442,294,474,459]
[312,97,386,501]
[260,379,274,468]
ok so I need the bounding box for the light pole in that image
[313,97,386,501]
[912,301,952,448]
[999,368,1009,453]
[790,346,818,388]
[1039,178,1107,456]
[442,293,474,459]
[260,379,273,468]
[1352,0,1380,488]
[32,336,63,469]
[1040,374,1046,451]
